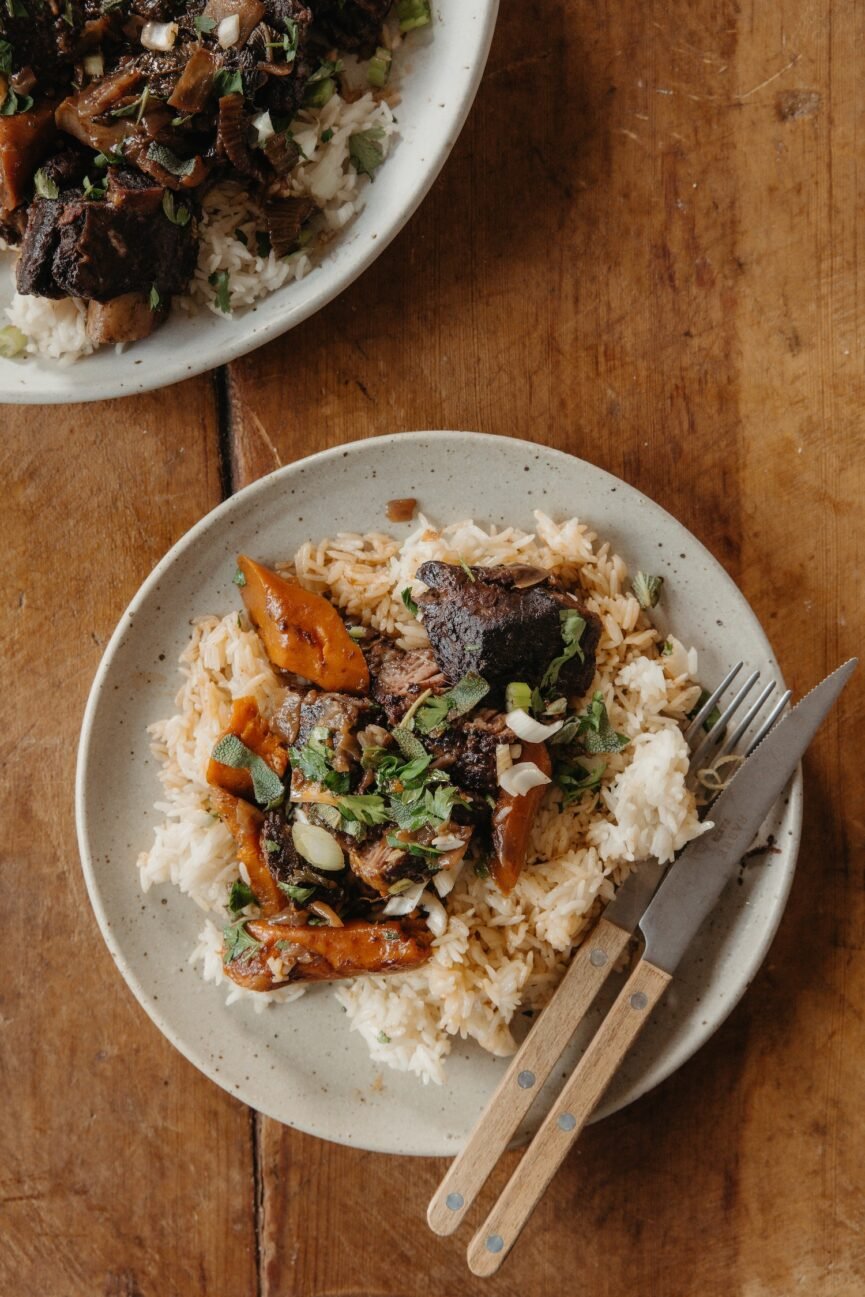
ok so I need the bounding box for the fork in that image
[427,662,791,1242]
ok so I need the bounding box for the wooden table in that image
[4,0,864,1292]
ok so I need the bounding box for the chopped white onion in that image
[141,21,178,51]
[496,743,513,781]
[382,881,424,916]
[83,51,104,77]
[506,708,564,743]
[431,833,464,851]
[498,761,552,797]
[290,821,344,871]
[420,889,448,937]
[544,696,568,716]
[217,13,241,47]
[432,861,463,898]
[251,110,274,144]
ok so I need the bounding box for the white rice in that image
[3,78,397,363]
[138,511,707,1083]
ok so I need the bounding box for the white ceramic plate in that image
[76,431,802,1156]
[0,1,497,404]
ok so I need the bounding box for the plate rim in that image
[0,0,500,405]
[75,429,803,1152]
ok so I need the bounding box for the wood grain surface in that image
[3,0,864,1293]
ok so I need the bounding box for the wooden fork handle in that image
[427,916,632,1236]
[466,956,672,1276]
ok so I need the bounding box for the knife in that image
[466,658,857,1275]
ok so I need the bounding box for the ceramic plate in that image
[76,431,802,1155]
[0,0,498,404]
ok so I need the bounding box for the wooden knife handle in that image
[427,916,631,1236]
[467,956,672,1276]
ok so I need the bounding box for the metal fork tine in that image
[747,689,793,754]
[684,660,743,745]
[689,669,761,772]
[715,679,777,760]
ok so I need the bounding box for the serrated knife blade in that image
[640,658,857,974]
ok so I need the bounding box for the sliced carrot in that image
[490,741,552,894]
[206,695,288,801]
[210,788,284,916]
[236,555,370,694]
[223,918,433,989]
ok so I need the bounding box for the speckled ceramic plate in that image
[0,0,497,404]
[76,431,802,1155]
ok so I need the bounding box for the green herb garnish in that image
[632,572,664,610]
[209,269,231,313]
[397,0,431,31]
[222,920,262,965]
[400,587,419,617]
[232,567,247,586]
[211,733,285,805]
[279,882,315,903]
[337,794,390,826]
[148,285,161,310]
[213,68,243,97]
[386,833,443,858]
[228,879,257,912]
[367,46,392,88]
[147,141,196,177]
[194,14,217,33]
[391,726,427,762]
[291,726,351,794]
[690,689,722,734]
[554,758,606,802]
[33,169,59,200]
[348,127,385,179]
[414,672,489,735]
[541,609,587,691]
[162,190,191,226]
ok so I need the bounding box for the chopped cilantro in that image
[228,879,258,912]
[222,920,262,965]
[279,882,315,903]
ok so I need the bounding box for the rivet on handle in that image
[630,991,648,1010]
[517,1070,535,1089]
[445,1192,464,1211]
[485,1235,504,1253]
[589,947,608,967]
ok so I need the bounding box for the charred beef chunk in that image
[15,197,66,298]
[365,638,447,726]
[295,690,370,769]
[16,188,197,302]
[427,716,507,796]
[262,195,317,257]
[37,145,91,193]
[415,562,601,701]
[0,8,84,81]
[106,167,166,215]
[314,0,390,58]
[259,808,303,885]
[349,830,430,896]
